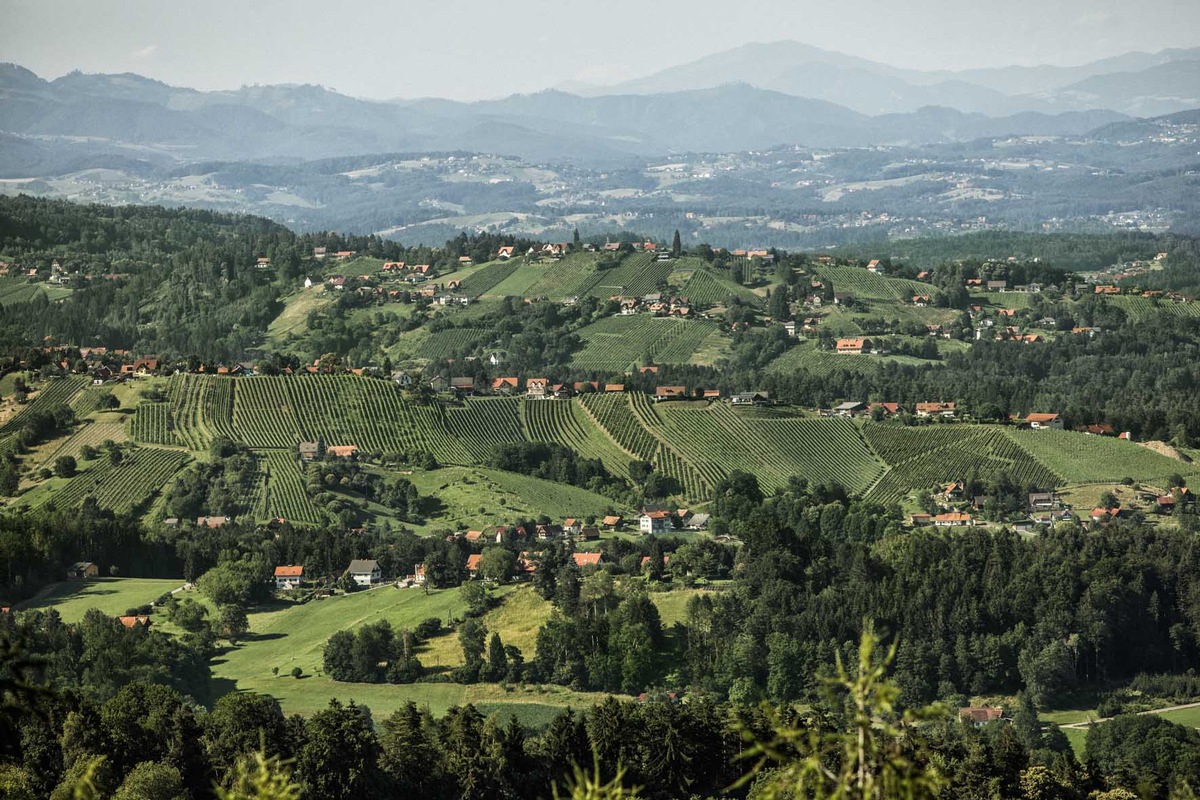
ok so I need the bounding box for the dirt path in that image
[1058,700,1200,729]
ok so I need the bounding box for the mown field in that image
[17,577,184,621]
[209,583,623,723]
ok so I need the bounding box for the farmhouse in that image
[910,513,932,526]
[959,707,1004,727]
[640,510,672,534]
[870,402,901,416]
[497,246,516,259]
[346,559,381,587]
[118,616,152,629]
[686,512,710,530]
[602,515,623,530]
[274,565,304,590]
[987,280,1008,292]
[915,402,957,418]
[491,376,520,394]
[526,378,550,399]
[579,526,600,541]
[466,554,483,576]
[833,401,867,417]
[654,385,688,402]
[449,377,476,395]
[196,516,229,528]
[326,444,359,458]
[68,561,99,580]
[934,512,973,527]
[730,391,769,406]
[298,441,323,460]
[1022,413,1062,430]
[572,552,604,568]
[836,337,871,354]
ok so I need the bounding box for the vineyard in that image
[572,317,719,371]
[254,450,327,525]
[863,424,1061,504]
[415,327,496,361]
[671,262,761,306]
[37,446,191,515]
[457,260,522,297]
[487,256,605,299]
[816,265,940,303]
[166,373,236,450]
[520,399,633,478]
[444,397,525,462]
[1107,296,1200,323]
[130,402,181,446]
[0,375,88,436]
[27,419,128,475]
[579,393,658,461]
[585,254,673,299]
[1005,429,1200,486]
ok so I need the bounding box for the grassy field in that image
[421,585,553,669]
[266,287,334,346]
[17,577,183,622]
[210,583,617,723]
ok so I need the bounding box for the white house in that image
[274,565,303,590]
[346,559,381,587]
[640,511,671,534]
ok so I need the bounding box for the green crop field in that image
[130,401,181,446]
[521,399,634,478]
[254,449,328,525]
[26,418,129,474]
[585,253,674,299]
[24,446,191,514]
[816,265,941,302]
[209,584,619,721]
[572,316,720,371]
[17,577,183,622]
[864,424,1061,504]
[1006,429,1200,485]
[458,260,522,297]
[766,342,945,378]
[1107,296,1200,322]
[414,327,496,361]
[669,259,761,306]
[405,466,628,531]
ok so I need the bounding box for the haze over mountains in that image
[1,41,1198,170]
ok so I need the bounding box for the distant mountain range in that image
[561,41,1200,117]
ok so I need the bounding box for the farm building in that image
[68,561,99,580]
[915,402,957,418]
[572,552,604,568]
[326,445,359,458]
[640,511,672,534]
[1022,413,1063,430]
[654,386,688,402]
[466,554,483,576]
[274,565,304,590]
[491,377,520,394]
[347,559,381,587]
[118,615,152,629]
[959,707,1004,727]
[196,516,229,528]
[298,441,323,460]
[834,401,867,417]
[450,377,476,395]
[731,391,769,406]
[934,512,973,527]
[526,378,550,399]
[836,338,871,354]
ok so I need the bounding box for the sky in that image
[2,0,1199,100]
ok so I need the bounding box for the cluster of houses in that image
[829,401,958,419]
[616,293,693,318]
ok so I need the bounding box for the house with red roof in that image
[274,565,304,590]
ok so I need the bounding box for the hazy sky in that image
[2,0,1198,100]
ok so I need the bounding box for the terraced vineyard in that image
[444,397,524,462]
[816,265,940,302]
[1107,296,1200,323]
[579,393,658,461]
[167,373,236,450]
[673,264,761,306]
[415,327,495,361]
[573,317,719,371]
[864,424,1061,504]
[29,419,128,473]
[1006,429,1200,485]
[40,446,191,514]
[255,450,327,524]
[585,253,673,299]
[488,256,604,299]
[656,403,883,494]
[130,402,181,446]
[520,399,633,478]
[0,375,88,435]
[458,261,521,297]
